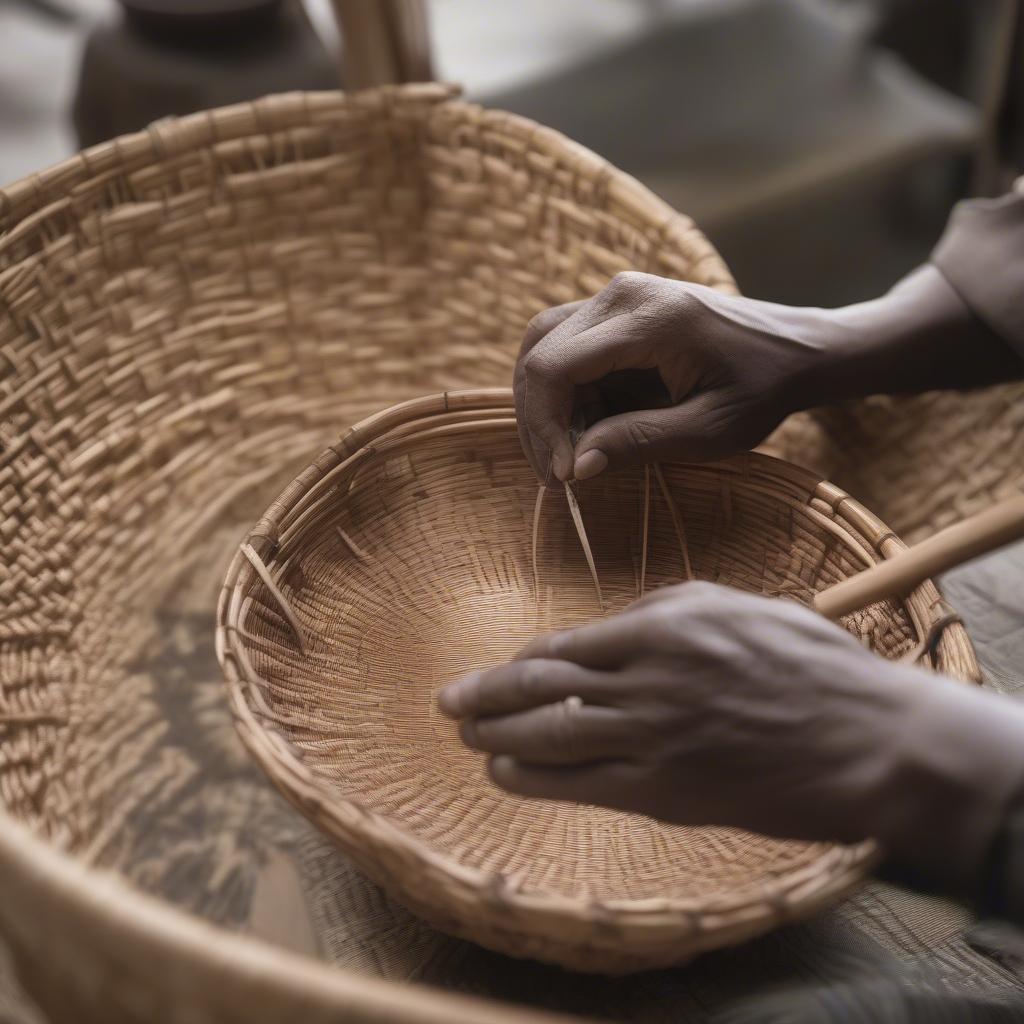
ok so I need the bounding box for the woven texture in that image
[218,388,979,974]
[0,85,733,1022]
[767,387,1024,545]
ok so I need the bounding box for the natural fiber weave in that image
[768,387,1024,545]
[217,387,979,974]
[0,85,733,1021]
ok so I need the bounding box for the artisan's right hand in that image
[515,265,1017,483]
[514,271,840,482]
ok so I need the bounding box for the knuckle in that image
[523,345,561,382]
[645,601,685,638]
[607,270,648,296]
[662,581,727,621]
[667,282,705,319]
[638,583,729,642]
[678,580,719,603]
[525,309,555,341]
[633,704,679,743]
[625,417,654,450]
[513,660,543,703]
[541,631,568,661]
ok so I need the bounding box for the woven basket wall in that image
[217,388,979,975]
[767,392,1024,545]
[0,85,732,1023]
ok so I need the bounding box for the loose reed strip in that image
[564,482,603,610]
[336,525,369,561]
[240,543,309,655]
[0,709,67,726]
[640,465,651,597]
[653,463,694,581]
[532,484,546,604]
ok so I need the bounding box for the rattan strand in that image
[0,85,736,1022]
[217,388,980,975]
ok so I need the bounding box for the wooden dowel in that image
[814,493,1024,620]
[332,0,433,89]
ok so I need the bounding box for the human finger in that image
[515,313,660,482]
[438,659,613,719]
[572,389,756,478]
[461,702,640,764]
[514,610,657,669]
[515,301,589,481]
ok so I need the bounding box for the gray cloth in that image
[944,542,1024,933]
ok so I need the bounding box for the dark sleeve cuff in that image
[876,786,1024,927]
[975,791,1024,924]
[931,179,1024,362]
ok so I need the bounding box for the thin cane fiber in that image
[0,84,743,1023]
[218,388,981,975]
[563,481,603,609]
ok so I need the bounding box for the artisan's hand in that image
[439,583,1024,892]
[515,272,829,481]
[517,267,1019,483]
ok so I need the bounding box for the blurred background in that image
[2,0,1023,304]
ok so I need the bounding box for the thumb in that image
[572,392,742,478]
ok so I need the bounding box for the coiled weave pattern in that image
[218,388,979,974]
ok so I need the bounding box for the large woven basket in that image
[0,85,735,1022]
[217,387,979,975]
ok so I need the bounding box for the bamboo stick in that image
[815,493,1024,620]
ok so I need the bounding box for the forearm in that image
[783,185,1024,411]
[803,266,1021,405]
[863,672,1024,903]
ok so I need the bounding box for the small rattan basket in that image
[217,387,979,974]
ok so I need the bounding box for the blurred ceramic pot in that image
[72,0,337,148]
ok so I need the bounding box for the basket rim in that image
[0,811,583,1024]
[0,84,735,301]
[215,386,979,947]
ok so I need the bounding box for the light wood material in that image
[217,388,979,975]
[332,0,433,88]
[815,493,1024,620]
[0,85,735,1021]
[248,851,321,958]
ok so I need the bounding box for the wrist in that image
[868,670,1024,893]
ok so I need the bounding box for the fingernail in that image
[573,449,608,481]
[437,683,462,717]
[489,755,515,783]
[458,718,479,748]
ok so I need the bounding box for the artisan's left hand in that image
[438,582,1024,890]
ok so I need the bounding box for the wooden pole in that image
[814,493,1024,619]
[331,0,434,89]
